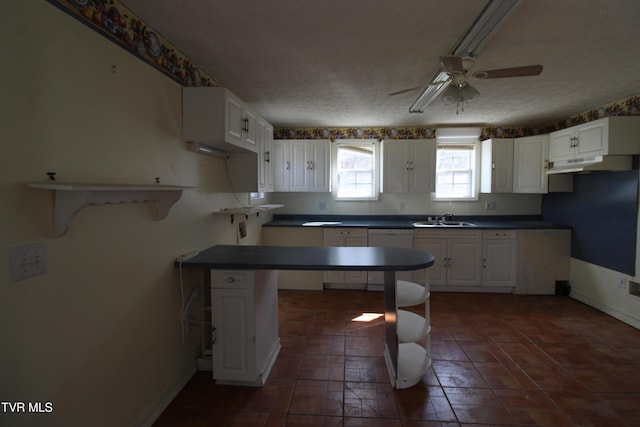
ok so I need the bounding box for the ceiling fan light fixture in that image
[441,85,459,106]
[461,84,480,103]
[441,83,479,114]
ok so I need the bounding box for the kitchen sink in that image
[412,220,477,227]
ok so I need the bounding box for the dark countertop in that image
[264,215,571,230]
[177,244,435,271]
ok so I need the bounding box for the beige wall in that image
[269,191,542,216]
[0,2,269,426]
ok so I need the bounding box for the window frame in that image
[331,139,380,201]
[433,139,480,201]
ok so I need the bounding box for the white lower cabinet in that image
[210,270,281,386]
[413,230,482,289]
[481,230,517,288]
[323,228,367,287]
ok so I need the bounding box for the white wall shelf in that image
[214,204,283,223]
[28,183,193,237]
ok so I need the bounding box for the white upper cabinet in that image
[257,117,274,192]
[549,116,640,162]
[272,140,290,192]
[480,139,513,193]
[272,139,330,192]
[513,134,549,194]
[382,140,436,193]
[183,87,258,153]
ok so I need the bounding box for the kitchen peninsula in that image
[178,244,435,388]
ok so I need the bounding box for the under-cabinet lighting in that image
[187,141,228,159]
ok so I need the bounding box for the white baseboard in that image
[135,361,197,427]
[570,291,640,330]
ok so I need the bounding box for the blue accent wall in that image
[542,170,638,275]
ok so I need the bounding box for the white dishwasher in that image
[367,229,414,291]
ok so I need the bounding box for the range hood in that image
[546,155,633,174]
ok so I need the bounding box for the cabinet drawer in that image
[414,229,482,240]
[211,270,254,289]
[482,230,517,240]
[323,228,367,238]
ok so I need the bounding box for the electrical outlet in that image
[485,201,496,210]
[618,277,627,289]
[10,242,47,282]
[400,201,406,211]
[319,201,326,210]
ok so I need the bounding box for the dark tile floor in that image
[154,290,640,426]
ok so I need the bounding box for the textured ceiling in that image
[122,0,640,128]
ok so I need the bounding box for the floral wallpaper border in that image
[47,1,639,141]
[47,0,217,87]
[274,93,640,140]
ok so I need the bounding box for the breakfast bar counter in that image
[178,244,435,388]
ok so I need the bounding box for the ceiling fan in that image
[406,0,543,114]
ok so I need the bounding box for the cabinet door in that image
[413,238,446,286]
[484,139,513,193]
[243,108,258,152]
[225,93,244,146]
[549,128,575,162]
[345,236,368,283]
[323,233,345,283]
[257,119,274,192]
[513,135,548,193]
[383,141,409,193]
[290,140,309,191]
[576,119,607,157]
[211,287,254,381]
[447,239,482,286]
[272,140,290,191]
[308,140,330,192]
[482,239,517,287]
[409,140,436,193]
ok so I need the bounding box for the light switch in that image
[10,242,47,282]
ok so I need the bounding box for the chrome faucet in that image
[444,212,453,222]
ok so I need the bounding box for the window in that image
[435,142,478,200]
[332,140,379,200]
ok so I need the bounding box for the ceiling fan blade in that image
[388,86,423,96]
[472,64,543,79]
[440,56,465,74]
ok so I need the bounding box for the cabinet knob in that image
[227,277,235,283]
